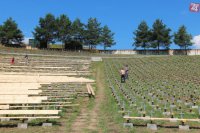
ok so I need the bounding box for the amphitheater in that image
[0,49,200,133]
[0,52,97,132]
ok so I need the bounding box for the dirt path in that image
[87,63,104,132]
[69,98,90,133]
[70,63,104,133]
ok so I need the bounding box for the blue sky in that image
[0,0,200,49]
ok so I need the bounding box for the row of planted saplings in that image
[105,63,127,114]
[125,80,199,118]
[105,59,200,128]
[119,58,200,86]
[108,60,200,118]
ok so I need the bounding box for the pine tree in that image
[0,18,24,46]
[66,18,85,50]
[133,21,151,50]
[85,18,102,49]
[174,25,193,55]
[33,14,57,48]
[101,25,115,50]
[56,14,71,49]
[70,18,85,43]
[151,19,171,54]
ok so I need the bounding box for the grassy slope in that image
[0,55,200,133]
[98,58,200,133]
[97,61,134,133]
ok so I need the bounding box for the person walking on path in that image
[120,67,126,83]
[125,65,129,79]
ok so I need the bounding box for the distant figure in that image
[24,54,29,65]
[125,65,129,79]
[120,68,126,83]
[24,54,28,59]
[11,57,15,64]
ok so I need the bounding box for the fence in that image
[99,49,200,55]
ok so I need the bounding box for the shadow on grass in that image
[132,124,200,130]
[0,120,61,128]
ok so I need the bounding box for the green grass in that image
[49,44,63,49]
[1,53,200,133]
[97,62,136,133]
[102,56,200,132]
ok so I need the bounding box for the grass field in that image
[103,56,200,131]
[0,52,200,133]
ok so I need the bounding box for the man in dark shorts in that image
[120,68,126,83]
[125,65,129,79]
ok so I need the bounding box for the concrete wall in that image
[99,49,200,55]
[186,49,200,55]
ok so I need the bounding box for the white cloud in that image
[192,35,200,49]
[22,37,32,45]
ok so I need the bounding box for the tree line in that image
[0,14,115,50]
[0,16,194,52]
[133,19,193,54]
[33,14,115,50]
